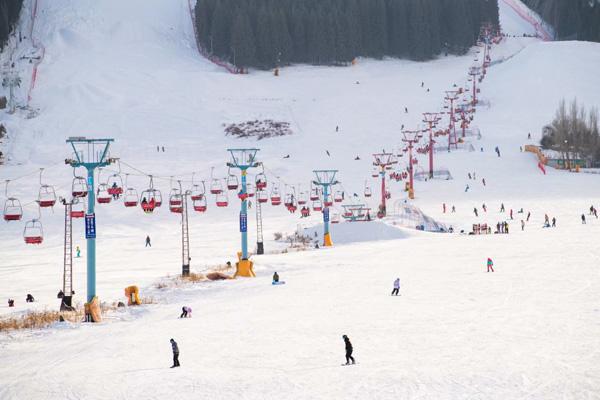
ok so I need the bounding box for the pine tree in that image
[230,11,257,69]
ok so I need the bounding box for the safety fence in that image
[27,0,45,104]
[500,0,554,41]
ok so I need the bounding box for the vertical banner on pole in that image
[240,212,247,232]
[85,213,96,239]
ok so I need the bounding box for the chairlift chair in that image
[193,197,207,212]
[257,190,268,203]
[72,176,87,198]
[3,198,23,221]
[210,178,223,195]
[24,219,43,244]
[255,172,267,190]
[215,190,229,207]
[246,181,255,198]
[38,185,57,208]
[107,174,123,196]
[312,199,323,212]
[226,173,239,191]
[124,188,139,207]
[71,201,85,218]
[270,185,282,206]
[169,189,182,206]
[334,190,344,203]
[96,183,112,204]
[309,186,319,201]
[298,191,308,205]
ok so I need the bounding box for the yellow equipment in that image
[124,285,141,305]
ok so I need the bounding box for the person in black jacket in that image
[343,335,355,365]
[170,338,180,368]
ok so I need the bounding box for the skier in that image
[336,125,339,132]
[421,81,424,87]
[283,154,290,159]
[451,205,456,213]
[468,172,472,180]
[342,335,355,365]
[487,258,494,272]
[161,146,165,152]
[473,208,478,217]
[495,146,501,157]
[465,184,470,192]
[581,214,586,224]
[510,209,513,219]
[272,272,279,283]
[521,220,525,231]
[391,278,400,296]
[404,107,408,113]
[442,203,446,213]
[180,306,192,318]
[170,338,180,368]
[26,294,35,303]
[482,203,487,212]
[500,203,505,212]
[528,133,532,139]
[527,211,531,222]
[8,299,14,307]
[76,246,81,258]
[145,235,151,247]
[552,217,556,227]
[482,178,486,186]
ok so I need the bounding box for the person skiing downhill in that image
[487,258,494,272]
[581,214,586,224]
[170,338,180,368]
[342,335,355,365]
[145,235,151,247]
[391,278,400,296]
[180,306,192,318]
[272,272,279,283]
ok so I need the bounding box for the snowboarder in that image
[145,235,151,247]
[76,246,81,258]
[273,272,279,283]
[170,339,180,368]
[26,294,34,303]
[180,306,192,318]
[487,258,494,272]
[342,335,355,365]
[391,278,400,296]
[581,214,586,224]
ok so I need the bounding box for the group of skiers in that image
[6,293,35,307]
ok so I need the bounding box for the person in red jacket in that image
[487,258,494,272]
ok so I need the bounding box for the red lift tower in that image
[444,91,460,150]
[423,112,441,179]
[372,152,397,218]
[401,130,422,200]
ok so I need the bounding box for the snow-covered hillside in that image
[1,0,599,399]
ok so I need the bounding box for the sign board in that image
[239,212,247,233]
[85,213,96,239]
[323,208,330,223]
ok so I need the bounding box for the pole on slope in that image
[181,182,191,277]
[66,137,114,322]
[372,153,396,218]
[312,170,339,246]
[402,130,423,200]
[423,113,441,179]
[227,149,260,277]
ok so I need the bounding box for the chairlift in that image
[169,188,183,206]
[334,190,344,203]
[331,210,341,224]
[107,174,123,196]
[255,171,267,190]
[257,190,268,203]
[190,174,205,201]
[270,185,281,206]
[312,199,323,212]
[72,175,87,198]
[216,189,229,207]
[364,182,372,198]
[37,169,57,208]
[3,180,23,221]
[193,197,207,212]
[210,178,223,195]
[309,185,320,201]
[226,171,239,191]
[298,191,308,205]
[71,200,85,218]
[97,183,112,204]
[246,181,255,198]
[24,219,43,244]
[124,188,139,207]
[140,176,161,213]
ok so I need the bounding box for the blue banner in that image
[323,208,329,222]
[239,212,247,233]
[85,213,96,239]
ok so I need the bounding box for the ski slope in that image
[1,0,600,398]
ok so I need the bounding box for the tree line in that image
[541,99,600,166]
[0,0,23,50]
[522,0,600,41]
[194,0,499,70]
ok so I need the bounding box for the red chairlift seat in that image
[255,173,267,190]
[246,182,255,198]
[38,185,57,208]
[72,177,87,198]
[257,190,268,203]
[96,183,112,204]
[309,188,319,201]
[216,191,229,207]
[107,175,123,195]
[24,220,43,244]
[227,175,239,191]
[124,188,138,207]
[3,198,23,221]
[210,179,223,195]
[334,191,344,203]
[313,200,323,212]
[324,200,333,207]
[141,197,156,213]
[193,198,207,212]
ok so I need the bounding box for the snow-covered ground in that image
[1,0,599,398]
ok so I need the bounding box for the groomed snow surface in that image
[1,0,600,399]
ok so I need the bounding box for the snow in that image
[1,0,600,398]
